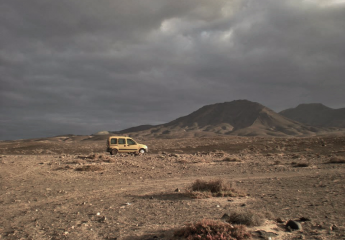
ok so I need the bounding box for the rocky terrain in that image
[1,135,345,239]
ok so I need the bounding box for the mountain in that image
[126,100,325,138]
[280,103,345,128]
[116,125,155,134]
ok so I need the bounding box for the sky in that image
[1,0,345,140]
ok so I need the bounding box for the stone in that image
[98,216,107,222]
[254,230,278,239]
[221,213,230,221]
[286,220,302,231]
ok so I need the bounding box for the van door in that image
[126,138,138,152]
[118,138,127,152]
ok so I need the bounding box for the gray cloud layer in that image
[1,0,345,140]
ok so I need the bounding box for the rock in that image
[221,213,230,221]
[254,230,278,239]
[175,188,180,192]
[286,220,302,231]
[276,217,285,223]
[98,216,107,222]
[331,224,338,231]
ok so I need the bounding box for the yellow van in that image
[106,136,148,155]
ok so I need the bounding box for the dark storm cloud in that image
[1,0,345,139]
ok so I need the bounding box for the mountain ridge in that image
[280,103,345,128]
[121,100,330,138]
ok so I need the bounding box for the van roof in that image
[108,136,129,139]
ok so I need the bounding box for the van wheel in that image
[110,149,118,155]
[139,149,146,154]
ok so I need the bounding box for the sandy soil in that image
[0,136,344,240]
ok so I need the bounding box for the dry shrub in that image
[227,210,265,227]
[188,179,246,198]
[75,165,104,172]
[223,157,241,162]
[273,160,281,165]
[327,157,345,164]
[292,162,309,167]
[174,219,251,240]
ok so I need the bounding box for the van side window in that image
[111,138,117,144]
[118,138,126,144]
[127,139,136,145]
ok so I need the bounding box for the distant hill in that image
[280,103,345,128]
[125,100,326,138]
[115,125,155,134]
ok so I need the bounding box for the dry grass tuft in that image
[187,179,246,198]
[75,165,104,172]
[227,210,265,227]
[174,219,251,240]
[327,157,345,164]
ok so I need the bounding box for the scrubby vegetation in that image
[174,219,251,240]
[226,210,265,227]
[187,179,246,198]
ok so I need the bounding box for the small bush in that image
[327,157,345,164]
[227,210,265,227]
[188,179,246,198]
[75,165,104,172]
[174,219,251,240]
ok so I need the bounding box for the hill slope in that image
[127,100,323,138]
[280,103,345,128]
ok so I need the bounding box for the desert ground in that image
[0,135,344,240]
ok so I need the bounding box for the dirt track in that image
[0,136,345,239]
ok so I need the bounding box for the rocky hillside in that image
[126,100,326,138]
[280,103,345,128]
